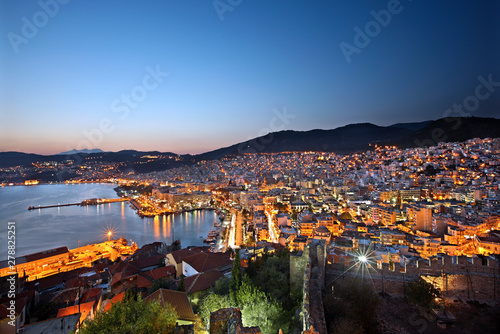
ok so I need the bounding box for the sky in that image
[1,0,499,155]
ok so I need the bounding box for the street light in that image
[107,231,112,241]
[358,255,368,263]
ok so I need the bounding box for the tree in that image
[252,257,289,304]
[177,275,186,292]
[407,277,440,308]
[213,277,230,296]
[149,278,177,295]
[229,249,242,302]
[236,278,289,334]
[198,292,231,328]
[79,294,177,334]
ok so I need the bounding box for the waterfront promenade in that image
[0,239,137,281]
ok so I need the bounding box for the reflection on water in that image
[0,184,217,259]
[153,216,160,239]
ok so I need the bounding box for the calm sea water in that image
[0,183,217,260]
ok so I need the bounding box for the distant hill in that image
[0,150,186,171]
[195,117,500,161]
[195,123,411,161]
[57,148,104,155]
[392,117,500,149]
[1,117,499,173]
[389,120,434,131]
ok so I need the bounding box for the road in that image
[235,212,243,247]
[225,210,244,250]
[265,209,278,243]
[228,213,236,249]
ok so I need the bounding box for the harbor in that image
[28,197,129,210]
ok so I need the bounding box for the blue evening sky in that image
[1,0,499,154]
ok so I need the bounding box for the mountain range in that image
[56,148,105,155]
[1,117,499,172]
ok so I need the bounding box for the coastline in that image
[1,183,218,260]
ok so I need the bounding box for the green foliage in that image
[323,278,379,334]
[148,278,177,295]
[199,253,297,334]
[79,294,177,334]
[246,251,293,306]
[251,257,288,304]
[245,255,261,277]
[237,278,289,334]
[407,278,440,308]
[198,293,231,328]
[124,289,138,301]
[177,275,186,292]
[229,249,242,302]
[213,277,230,296]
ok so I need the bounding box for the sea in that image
[0,183,217,260]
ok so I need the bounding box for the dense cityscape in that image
[2,1,499,333]
[1,136,499,333]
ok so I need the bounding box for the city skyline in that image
[1,0,499,155]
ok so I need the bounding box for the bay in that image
[0,183,216,260]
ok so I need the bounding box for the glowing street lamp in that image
[358,255,368,263]
[107,231,112,241]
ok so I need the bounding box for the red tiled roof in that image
[108,261,127,276]
[147,265,176,281]
[49,287,79,306]
[120,263,142,278]
[188,246,211,253]
[184,269,225,295]
[110,272,123,286]
[25,247,69,262]
[65,276,89,288]
[56,300,95,325]
[169,249,197,264]
[136,274,153,289]
[30,274,64,292]
[132,255,164,270]
[80,288,102,304]
[144,289,195,322]
[182,252,232,274]
[104,291,125,312]
[138,242,164,253]
[110,262,142,286]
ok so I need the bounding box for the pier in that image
[28,197,129,210]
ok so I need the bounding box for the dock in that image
[28,197,129,210]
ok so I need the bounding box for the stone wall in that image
[290,249,309,293]
[209,308,261,334]
[292,240,327,334]
[328,257,500,302]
